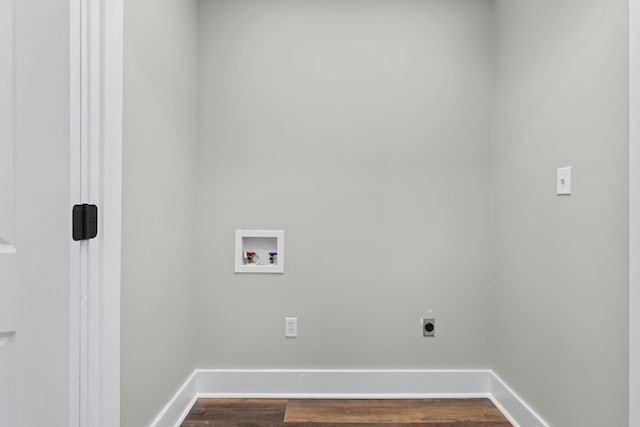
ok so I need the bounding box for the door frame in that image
[70,1,81,425]
[89,0,639,426]
[629,0,639,425]
[73,0,123,425]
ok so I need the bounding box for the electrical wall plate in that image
[423,318,435,337]
[285,317,297,338]
[234,230,284,273]
[557,167,572,195]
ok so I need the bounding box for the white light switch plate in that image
[557,167,572,195]
[285,317,297,338]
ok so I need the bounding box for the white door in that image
[0,0,79,425]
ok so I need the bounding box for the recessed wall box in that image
[234,230,284,273]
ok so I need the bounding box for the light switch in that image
[557,167,572,195]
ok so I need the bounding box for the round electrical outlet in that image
[423,318,435,337]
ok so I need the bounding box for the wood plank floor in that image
[181,398,513,426]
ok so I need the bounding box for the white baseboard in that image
[490,372,550,427]
[149,371,198,427]
[196,369,491,399]
[150,369,550,427]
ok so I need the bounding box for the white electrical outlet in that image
[285,317,297,338]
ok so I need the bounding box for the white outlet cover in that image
[557,167,572,195]
[285,317,297,338]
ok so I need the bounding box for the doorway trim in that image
[629,0,639,425]
[76,0,123,425]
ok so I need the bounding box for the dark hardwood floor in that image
[181,398,512,426]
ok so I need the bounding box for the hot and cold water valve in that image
[243,251,277,265]
[235,230,285,273]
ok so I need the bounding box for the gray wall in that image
[121,1,631,425]
[492,1,629,426]
[196,0,494,368]
[122,0,200,425]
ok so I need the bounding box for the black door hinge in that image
[72,204,98,241]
